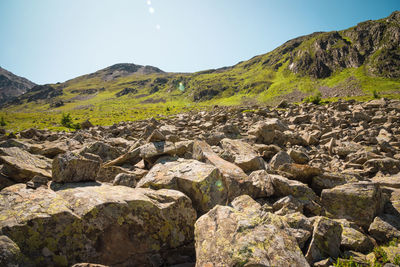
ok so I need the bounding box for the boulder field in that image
[1,98,400,266]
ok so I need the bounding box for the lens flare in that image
[146,0,151,5]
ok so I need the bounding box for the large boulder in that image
[336,219,374,253]
[80,141,123,162]
[0,183,196,266]
[305,217,342,264]
[52,151,101,182]
[0,147,52,182]
[321,182,384,228]
[137,159,228,214]
[194,196,309,267]
[278,163,322,184]
[220,138,265,172]
[270,174,322,216]
[139,141,192,167]
[270,150,293,170]
[363,158,400,175]
[193,140,263,200]
[248,118,288,144]
[368,214,400,243]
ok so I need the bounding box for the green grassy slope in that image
[1,11,399,132]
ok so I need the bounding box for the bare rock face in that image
[194,196,309,267]
[137,158,228,214]
[0,183,196,266]
[321,182,384,228]
[52,151,101,182]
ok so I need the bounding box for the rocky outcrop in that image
[0,66,36,105]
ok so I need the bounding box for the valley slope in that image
[1,11,400,131]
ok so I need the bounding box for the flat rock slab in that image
[0,183,196,266]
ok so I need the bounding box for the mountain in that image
[72,63,165,82]
[0,67,36,104]
[2,11,400,131]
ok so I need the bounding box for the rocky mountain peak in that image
[0,67,36,104]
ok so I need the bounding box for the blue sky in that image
[0,0,399,84]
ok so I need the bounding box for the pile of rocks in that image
[1,98,400,266]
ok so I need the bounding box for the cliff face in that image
[0,67,36,103]
[281,11,400,78]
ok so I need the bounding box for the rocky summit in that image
[0,98,400,266]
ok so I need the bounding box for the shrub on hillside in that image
[61,113,81,130]
[303,92,322,105]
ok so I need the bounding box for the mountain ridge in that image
[1,11,400,131]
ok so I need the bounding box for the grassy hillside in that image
[1,11,400,132]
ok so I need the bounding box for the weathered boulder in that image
[194,197,309,267]
[278,163,322,184]
[137,159,227,214]
[270,151,293,170]
[368,214,400,243]
[311,172,358,195]
[273,195,304,215]
[363,158,400,175]
[0,147,52,182]
[305,217,342,264]
[336,219,374,253]
[0,183,196,266]
[321,182,384,228]
[96,165,131,182]
[371,173,400,189]
[248,118,288,144]
[220,138,265,172]
[146,129,166,142]
[288,149,310,164]
[81,141,123,162]
[193,140,260,200]
[247,170,275,198]
[52,151,101,182]
[139,141,192,167]
[270,174,322,216]
[113,173,138,187]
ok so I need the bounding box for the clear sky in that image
[0,0,399,84]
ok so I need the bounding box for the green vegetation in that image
[373,246,389,265]
[303,92,322,105]
[333,257,362,267]
[372,89,379,99]
[0,116,6,126]
[61,113,81,130]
